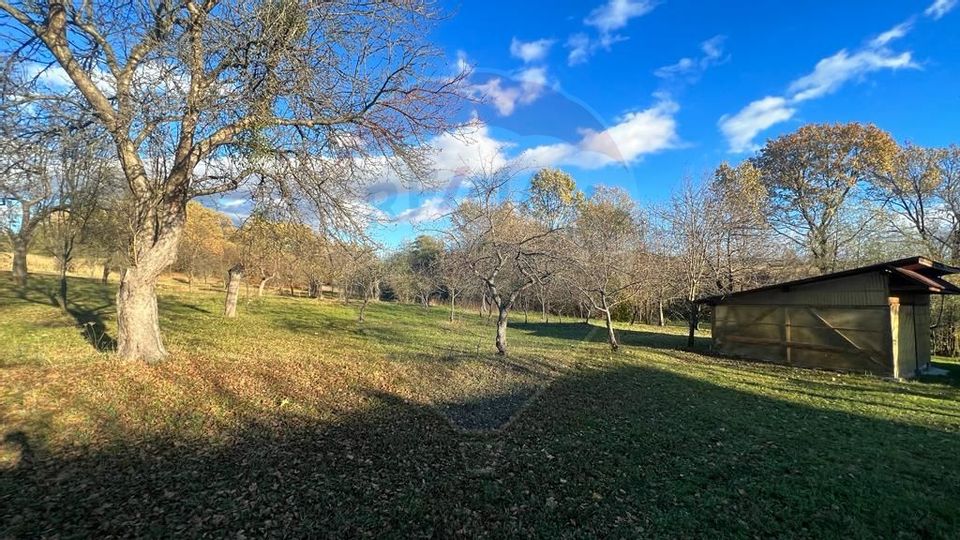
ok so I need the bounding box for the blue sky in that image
[348,0,959,246]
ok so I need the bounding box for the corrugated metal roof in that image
[698,256,960,305]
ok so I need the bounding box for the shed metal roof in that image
[697,256,960,305]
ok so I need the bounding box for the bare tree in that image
[660,179,718,348]
[0,0,462,361]
[439,246,475,322]
[446,165,566,356]
[345,246,383,323]
[0,99,61,286]
[567,186,643,350]
[40,127,116,310]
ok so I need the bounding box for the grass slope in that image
[1,273,959,538]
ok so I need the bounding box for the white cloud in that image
[365,120,510,200]
[788,48,916,102]
[218,198,248,208]
[566,0,657,65]
[700,35,725,62]
[870,21,912,47]
[429,121,510,182]
[393,197,451,224]
[566,33,594,66]
[655,35,726,80]
[585,0,657,34]
[23,62,115,95]
[718,22,919,152]
[468,66,550,116]
[925,0,957,19]
[518,97,680,169]
[718,96,796,153]
[510,38,555,63]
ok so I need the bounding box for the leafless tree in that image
[0,92,62,286]
[40,126,117,310]
[566,186,644,350]
[445,164,566,356]
[0,0,463,361]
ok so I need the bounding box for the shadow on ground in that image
[512,321,711,350]
[3,277,118,352]
[2,362,958,537]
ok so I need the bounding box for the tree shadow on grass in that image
[512,321,711,351]
[2,276,119,352]
[3,362,960,537]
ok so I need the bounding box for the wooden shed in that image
[697,257,960,379]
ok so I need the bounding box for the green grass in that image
[1,273,960,538]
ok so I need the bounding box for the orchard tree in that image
[176,202,233,288]
[407,235,443,306]
[447,165,569,356]
[661,179,718,347]
[0,0,462,361]
[40,127,117,309]
[346,247,383,322]
[568,186,643,350]
[752,123,896,273]
[710,160,772,292]
[235,210,291,297]
[0,100,60,286]
[526,167,582,321]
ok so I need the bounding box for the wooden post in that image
[784,306,792,365]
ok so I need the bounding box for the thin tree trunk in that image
[687,302,699,348]
[224,264,243,318]
[11,237,27,287]
[449,290,456,322]
[540,286,547,322]
[658,299,665,326]
[57,257,69,312]
[257,274,275,297]
[495,305,509,356]
[603,308,618,350]
[359,294,370,322]
[101,263,111,285]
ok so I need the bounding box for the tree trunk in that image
[257,274,275,297]
[224,264,243,318]
[359,295,370,323]
[540,287,547,322]
[116,268,166,361]
[101,263,111,285]
[449,290,456,322]
[687,302,699,348]
[11,237,27,287]
[57,257,69,312]
[603,308,618,351]
[658,299,665,326]
[495,305,509,356]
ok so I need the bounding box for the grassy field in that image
[1,272,960,538]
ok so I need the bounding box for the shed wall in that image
[712,272,894,375]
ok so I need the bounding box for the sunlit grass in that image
[1,271,959,537]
